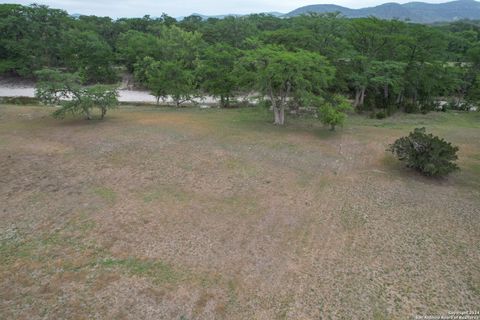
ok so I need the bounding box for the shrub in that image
[318,95,352,131]
[388,128,459,177]
[375,111,387,119]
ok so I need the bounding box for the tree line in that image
[1,4,480,124]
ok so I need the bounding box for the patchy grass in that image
[141,185,190,203]
[97,257,181,284]
[1,105,479,319]
[93,186,117,203]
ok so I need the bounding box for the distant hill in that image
[285,0,480,23]
[178,12,284,21]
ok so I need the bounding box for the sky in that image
[1,0,455,18]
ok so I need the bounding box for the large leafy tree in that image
[133,25,203,106]
[0,4,71,76]
[116,30,162,72]
[197,43,241,107]
[62,29,117,83]
[237,45,335,125]
[136,57,196,106]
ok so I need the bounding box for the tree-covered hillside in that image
[286,0,480,23]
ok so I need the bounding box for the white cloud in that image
[1,0,454,17]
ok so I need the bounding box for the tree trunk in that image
[359,87,366,106]
[273,103,285,125]
[84,108,92,120]
[396,92,403,104]
[279,104,285,125]
[354,89,361,108]
[273,106,281,125]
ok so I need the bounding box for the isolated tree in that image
[35,69,119,120]
[197,43,240,107]
[237,45,334,125]
[318,95,352,131]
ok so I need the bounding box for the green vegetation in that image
[35,69,119,119]
[236,45,334,125]
[93,186,117,203]
[1,4,479,125]
[98,258,180,284]
[318,95,353,130]
[388,127,460,176]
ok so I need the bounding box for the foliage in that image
[237,45,335,125]
[375,111,387,119]
[35,69,119,119]
[388,128,459,176]
[1,3,480,117]
[116,30,162,71]
[136,57,196,106]
[62,29,117,83]
[131,25,203,106]
[197,43,240,107]
[467,75,480,106]
[318,95,353,130]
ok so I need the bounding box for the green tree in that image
[62,29,117,83]
[136,57,196,106]
[116,30,161,72]
[369,60,406,109]
[0,4,71,76]
[35,69,119,120]
[197,43,241,107]
[467,75,480,107]
[318,95,353,131]
[237,45,335,125]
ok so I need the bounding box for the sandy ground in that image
[0,105,479,319]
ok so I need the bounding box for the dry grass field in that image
[1,104,479,319]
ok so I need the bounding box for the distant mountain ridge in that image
[285,0,480,23]
[177,12,283,20]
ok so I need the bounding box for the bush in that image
[318,95,352,131]
[375,111,387,119]
[388,128,459,177]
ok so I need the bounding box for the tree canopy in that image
[1,4,480,122]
